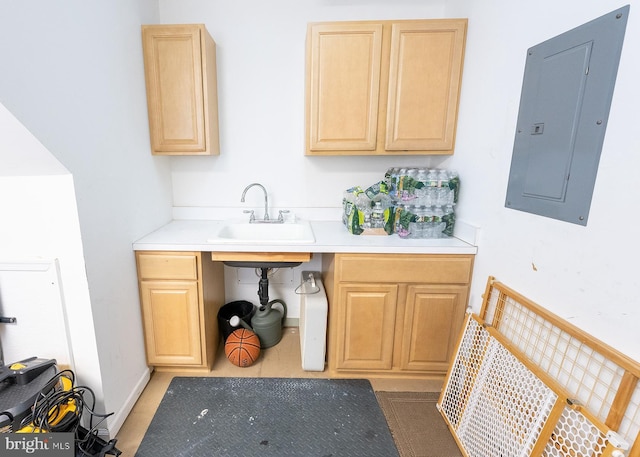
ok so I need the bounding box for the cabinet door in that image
[142,25,219,155]
[140,280,202,365]
[399,284,467,372]
[385,20,467,152]
[335,284,398,370]
[306,23,383,152]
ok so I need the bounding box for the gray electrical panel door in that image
[505,5,629,225]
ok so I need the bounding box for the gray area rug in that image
[136,377,399,457]
[376,391,462,457]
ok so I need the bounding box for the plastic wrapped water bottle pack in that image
[342,167,460,238]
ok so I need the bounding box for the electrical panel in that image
[505,5,629,225]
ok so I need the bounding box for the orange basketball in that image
[225,329,261,367]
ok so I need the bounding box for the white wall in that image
[452,0,640,362]
[0,0,170,436]
[0,102,104,418]
[160,0,453,214]
[159,0,640,362]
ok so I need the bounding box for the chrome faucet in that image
[241,183,270,222]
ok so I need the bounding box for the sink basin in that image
[208,220,315,244]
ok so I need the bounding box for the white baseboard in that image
[102,367,151,439]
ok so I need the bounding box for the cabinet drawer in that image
[336,254,473,284]
[137,253,198,280]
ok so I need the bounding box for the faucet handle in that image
[243,209,255,222]
[278,210,290,222]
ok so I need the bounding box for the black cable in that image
[19,369,117,456]
[29,371,75,429]
[20,370,77,431]
[72,383,114,456]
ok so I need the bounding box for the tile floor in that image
[114,328,443,455]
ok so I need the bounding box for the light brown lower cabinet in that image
[322,253,474,378]
[135,251,224,371]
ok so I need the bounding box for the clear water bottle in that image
[432,206,445,238]
[416,168,428,186]
[355,193,372,228]
[448,170,460,204]
[370,201,385,229]
[386,168,399,197]
[427,169,438,187]
[413,205,431,238]
[423,205,435,238]
[396,204,414,238]
[342,191,356,226]
[436,169,452,205]
[397,168,408,190]
[443,204,455,237]
[437,169,449,188]
[407,168,419,201]
[415,168,429,205]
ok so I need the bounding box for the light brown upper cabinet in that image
[142,24,220,155]
[305,19,467,156]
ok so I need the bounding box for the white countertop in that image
[132,220,478,255]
